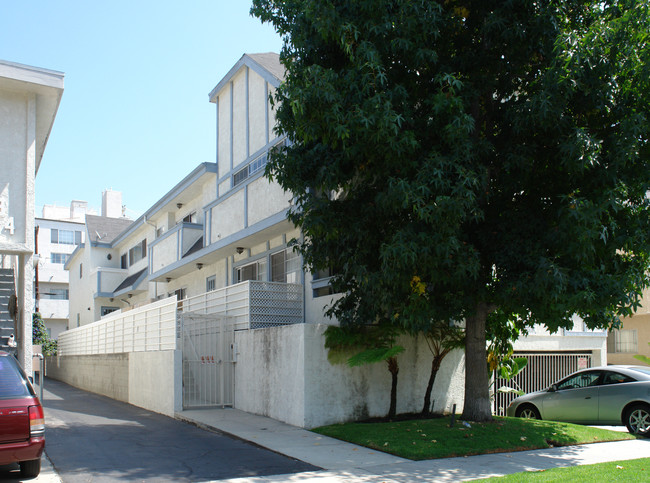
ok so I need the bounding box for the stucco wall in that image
[234,323,465,429]
[45,350,181,417]
[609,313,650,366]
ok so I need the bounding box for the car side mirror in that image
[548,384,557,392]
[28,376,34,384]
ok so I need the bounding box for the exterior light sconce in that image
[196,263,203,270]
[176,203,183,209]
[165,277,172,283]
[236,247,245,255]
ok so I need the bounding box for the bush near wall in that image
[32,312,57,355]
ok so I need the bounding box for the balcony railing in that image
[150,222,203,274]
[58,297,178,356]
[180,281,303,329]
[57,281,303,356]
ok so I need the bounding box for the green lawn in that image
[486,457,650,481]
[312,416,638,460]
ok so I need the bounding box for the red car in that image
[0,351,45,477]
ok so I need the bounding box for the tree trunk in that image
[421,353,445,415]
[461,301,493,422]
[387,356,399,419]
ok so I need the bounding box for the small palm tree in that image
[325,323,404,419]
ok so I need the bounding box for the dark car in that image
[0,351,45,477]
[506,365,650,436]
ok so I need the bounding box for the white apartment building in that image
[35,192,125,338]
[35,213,84,339]
[0,59,64,372]
[56,53,606,427]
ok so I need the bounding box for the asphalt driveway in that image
[40,378,318,482]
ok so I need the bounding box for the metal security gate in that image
[493,352,593,416]
[181,313,236,409]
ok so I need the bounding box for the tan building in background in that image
[608,289,650,366]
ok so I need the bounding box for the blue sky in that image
[0,1,283,218]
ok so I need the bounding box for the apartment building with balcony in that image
[35,208,85,339]
[57,53,607,427]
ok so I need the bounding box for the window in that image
[556,371,602,390]
[50,253,69,264]
[271,248,300,283]
[206,275,216,292]
[312,267,338,298]
[121,254,128,269]
[101,306,119,317]
[602,371,636,385]
[608,329,638,353]
[233,166,249,187]
[235,259,267,283]
[80,263,83,278]
[182,212,197,224]
[42,288,69,300]
[0,356,32,398]
[128,239,147,266]
[231,139,285,188]
[51,229,81,245]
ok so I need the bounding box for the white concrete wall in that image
[234,323,466,428]
[46,350,181,417]
[211,191,245,241]
[247,178,291,227]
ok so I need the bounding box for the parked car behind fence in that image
[507,365,650,436]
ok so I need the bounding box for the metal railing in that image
[181,280,303,329]
[57,281,303,356]
[58,297,178,356]
[493,352,593,416]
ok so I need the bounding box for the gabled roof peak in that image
[209,52,284,102]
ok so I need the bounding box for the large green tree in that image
[252,0,650,421]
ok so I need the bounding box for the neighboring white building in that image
[36,192,125,337]
[58,53,606,427]
[35,213,84,339]
[0,59,64,373]
[35,199,93,339]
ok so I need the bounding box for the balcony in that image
[149,222,203,277]
[94,268,128,298]
[38,299,68,319]
[181,281,303,329]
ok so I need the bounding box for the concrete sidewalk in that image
[178,408,650,482]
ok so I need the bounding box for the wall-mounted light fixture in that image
[196,263,203,270]
[236,247,245,255]
[165,277,172,283]
[176,203,183,209]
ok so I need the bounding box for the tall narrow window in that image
[271,248,300,283]
[206,275,216,292]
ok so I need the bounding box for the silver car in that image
[506,365,650,435]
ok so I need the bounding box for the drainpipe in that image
[143,215,157,298]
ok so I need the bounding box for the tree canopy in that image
[252,0,650,421]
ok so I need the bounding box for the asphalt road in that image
[32,378,318,482]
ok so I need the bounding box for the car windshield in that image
[0,356,32,398]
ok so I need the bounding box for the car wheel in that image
[625,404,650,436]
[515,404,541,420]
[19,458,41,478]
